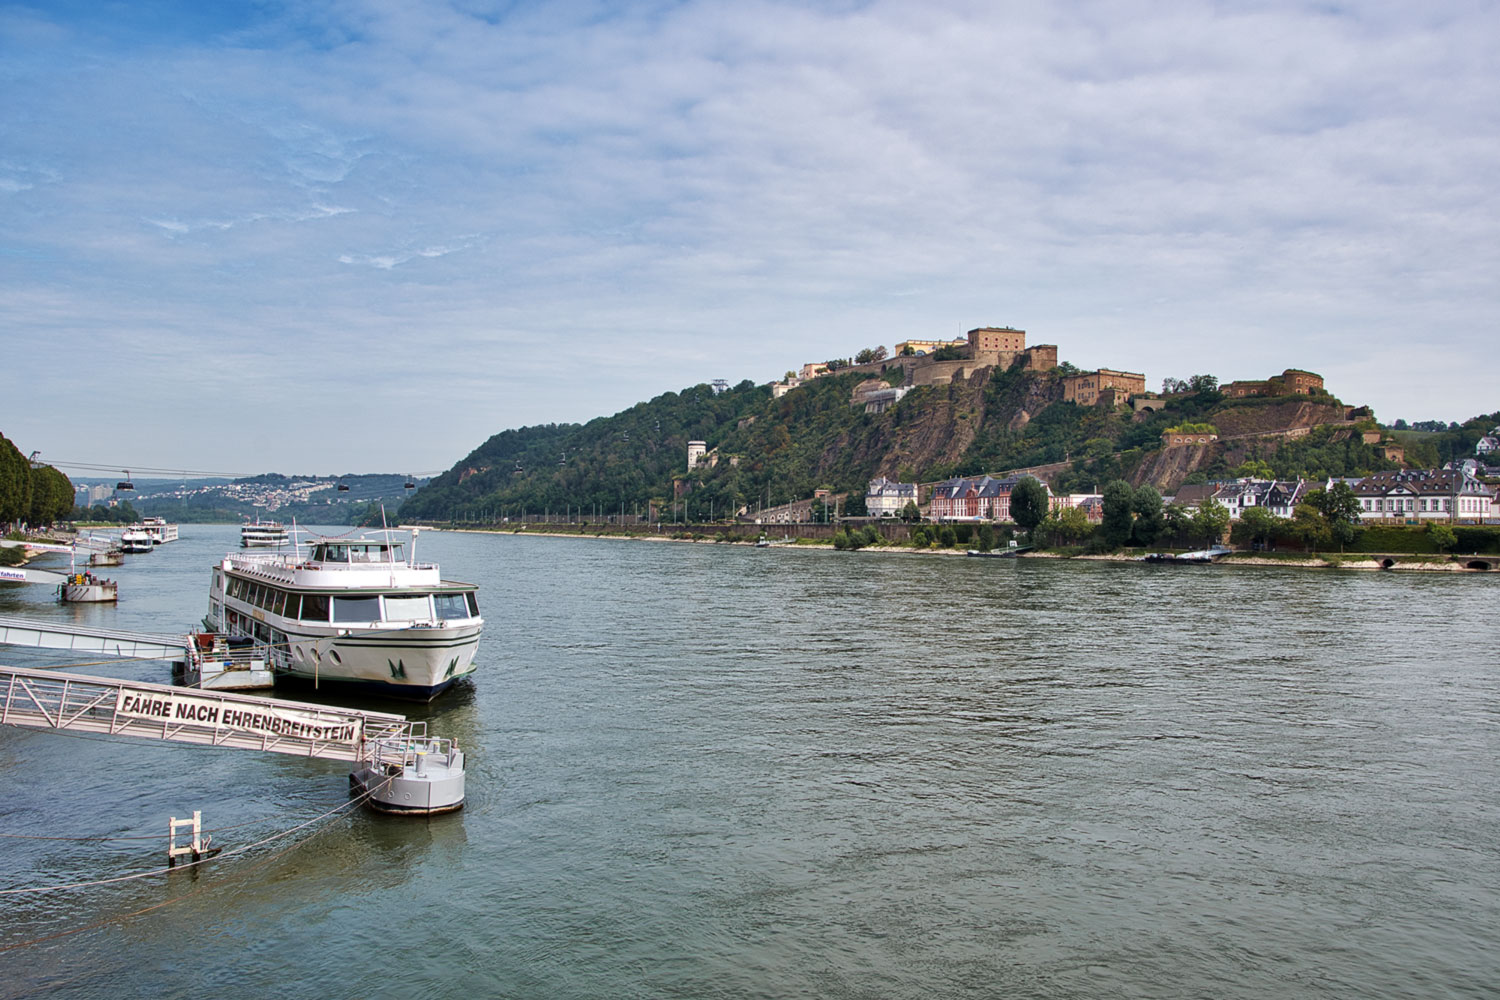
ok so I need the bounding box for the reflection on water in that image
[2,526,1498,998]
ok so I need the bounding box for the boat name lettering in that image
[114,691,362,742]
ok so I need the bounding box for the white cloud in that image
[1,0,1496,471]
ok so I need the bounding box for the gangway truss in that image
[0,664,464,814]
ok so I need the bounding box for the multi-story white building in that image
[1350,468,1494,523]
[1170,479,1307,519]
[865,477,918,517]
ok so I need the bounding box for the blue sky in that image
[2,0,1496,475]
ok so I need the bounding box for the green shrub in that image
[1454,526,1500,554]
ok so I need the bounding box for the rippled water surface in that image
[2,527,1497,998]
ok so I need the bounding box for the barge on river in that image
[205,529,482,700]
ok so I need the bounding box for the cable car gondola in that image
[404,476,416,490]
[116,470,134,491]
[337,482,350,492]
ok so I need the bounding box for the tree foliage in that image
[27,465,73,525]
[1192,499,1231,546]
[1009,476,1049,533]
[1235,506,1282,549]
[1053,505,1094,544]
[1426,521,1457,554]
[1100,480,1135,547]
[0,434,32,526]
[1131,485,1165,546]
[1305,483,1362,547]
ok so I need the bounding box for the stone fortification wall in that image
[910,360,992,387]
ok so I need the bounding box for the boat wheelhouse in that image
[205,531,482,700]
[240,519,290,548]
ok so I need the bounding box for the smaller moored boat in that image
[1142,546,1233,564]
[135,516,179,544]
[59,571,118,603]
[88,547,125,567]
[120,528,155,553]
[966,542,1031,558]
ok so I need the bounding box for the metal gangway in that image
[0,618,467,814]
[0,614,272,690]
[0,664,407,761]
[0,615,192,661]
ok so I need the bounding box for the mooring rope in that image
[0,777,396,955]
[0,776,393,896]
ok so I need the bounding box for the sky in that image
[2,0,1496,476]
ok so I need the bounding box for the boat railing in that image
[191,633,272,672]
[223,552,301,571]
[363,730,460,773]
[298,560,441,571]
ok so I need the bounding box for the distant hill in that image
[75,473,423,525]
[400,362,1430,521]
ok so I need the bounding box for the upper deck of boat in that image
[218,539,469,592]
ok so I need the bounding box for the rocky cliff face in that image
[1211,399,1348,437]
[1133,444,1215,492]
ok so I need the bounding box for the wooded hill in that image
[398,363,1459,522]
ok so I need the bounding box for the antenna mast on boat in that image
[379,504,397,564]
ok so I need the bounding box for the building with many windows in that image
[865,477,918,517]
[1350,468,1494,523]
[1062,368,1147,407]
[928,475,1039,522]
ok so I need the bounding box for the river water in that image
[1,526,1496,998]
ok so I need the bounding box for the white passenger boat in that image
[204,529,482,700]
[240,519,290,548]
[135,516,179,544]
[120,528,155,553]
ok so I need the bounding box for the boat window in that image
[321,545,348,563]
[271,590,287,616]
[383,595,431,621]
[331,596,381,622]
[284,594,301,619]
[301,594,329,622]
[466,593,479,616]
[434,593,470,620]
[247,584,261,607]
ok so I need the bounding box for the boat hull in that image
[60,581,118,603]
[276,626,482,700]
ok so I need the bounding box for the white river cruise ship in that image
[205,529,482,700]
[240,519,290,548]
